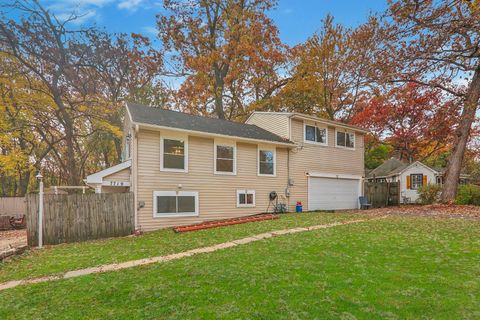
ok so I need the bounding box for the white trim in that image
[306,171,363,180]
[236,189,256,208]
[133,122,294,147]
[257,146,276,177]
[102,181,130,187]
[85,160,132,184]
[303,122,328,146]
[214,140,237,175]
[160,134,188,173]
[396,161,438,176]
[335,129,355,150]
[153,191,199,218]
[290,113,368,134]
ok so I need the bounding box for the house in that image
[86,103,367,231]
[366,158,470,203]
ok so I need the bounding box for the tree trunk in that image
[441,64,480,202]
[18,171,31,196]
[53,94,80,186]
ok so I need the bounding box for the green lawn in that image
[0,215,479,319]
[0,212,359,283]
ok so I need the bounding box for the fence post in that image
[36,173,44,249]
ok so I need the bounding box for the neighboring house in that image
[86,103,367,231]
[366,158,470,203]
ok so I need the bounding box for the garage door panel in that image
[308,177,359,210]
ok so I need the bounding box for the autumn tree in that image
[258,15,378,120]
[0,54,53,196]
[0,0,165,187]
[157,0,288,120]
[352,83,459,163]
[377,0,480,201]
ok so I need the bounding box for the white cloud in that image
[142,26,158,36]
[118,0,144,11]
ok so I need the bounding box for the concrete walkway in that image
[0,215,387,291]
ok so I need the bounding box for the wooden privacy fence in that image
[0,197,25,216]
[364,182,400,208]
[26,193,134,246]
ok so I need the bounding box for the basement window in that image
[153,191,198,217]
[237,190,255,208]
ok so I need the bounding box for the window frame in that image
[214,140,236,175]
[410,174,423,190]
[236,189,256,208]
[153,191,199,218]
[160,134,188,173]
[257,146,276,177]
[335,129,355,150]
[304,123,328,146]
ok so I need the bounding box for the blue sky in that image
[42,0,388,46]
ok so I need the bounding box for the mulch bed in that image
[174,214,280,233]
[348,204,480,219]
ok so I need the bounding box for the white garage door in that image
[308,177,360,210]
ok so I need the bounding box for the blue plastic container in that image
[295,203,303,213]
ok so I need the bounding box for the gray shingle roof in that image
[127,102,293,144]
[367,158,408,178]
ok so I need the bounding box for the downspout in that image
[286,114,295,211]
[134,123,139,230]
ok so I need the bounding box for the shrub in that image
[417,184,442,204]
[455,184,480,205]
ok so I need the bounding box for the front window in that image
[336,131,355,149]
[161,137,186,171]
[411,174,423,190]
[305,125,327,144]
[215,144,235,174]
[154,191,198,217]
[237,190,255,207]
[258,148,275,175]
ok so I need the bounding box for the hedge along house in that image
[86,103,367,231]
[366,158,470,204]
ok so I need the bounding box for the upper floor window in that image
[215,142,236,174]
[305,124,327,145]
[161,136,188,172]
[258,147,276,176]
[336,130,355,149]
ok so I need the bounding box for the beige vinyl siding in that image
[136,128,289,231]
[104,168,131,182]
[288,119,365,211]
[246,113,290,139]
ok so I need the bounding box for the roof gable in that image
[367,158,407,178]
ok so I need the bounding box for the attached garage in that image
[308,173,362,210]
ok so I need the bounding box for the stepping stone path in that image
[0,215,387,291]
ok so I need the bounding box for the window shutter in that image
[406,175,411,189]
[423,175,427,186]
